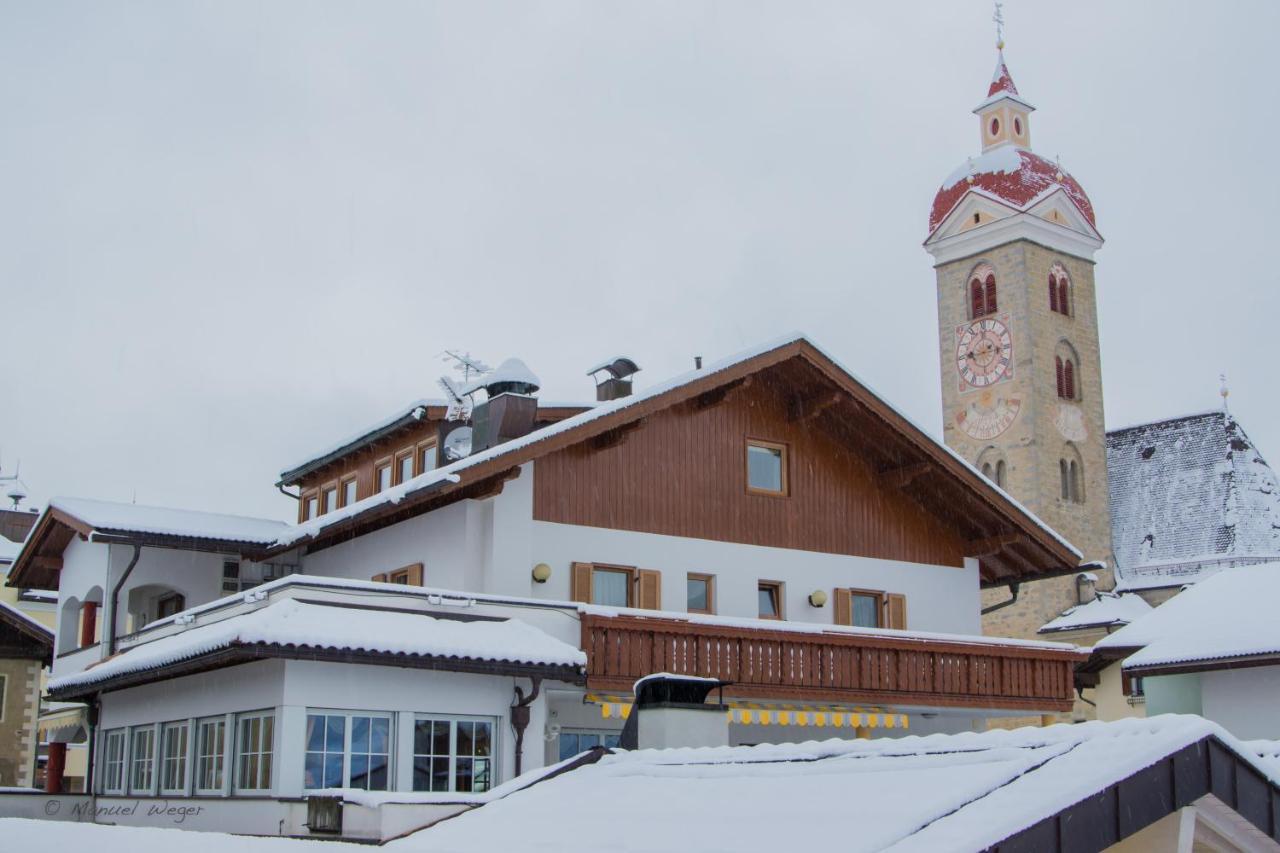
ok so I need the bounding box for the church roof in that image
[928,147,1095,234]
[989,51,1020,97]
[1106,411,1280,591]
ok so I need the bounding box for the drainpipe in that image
[981,581,1020,615]
[276,483,299,501]
[510,676,542,778]
[107,544,142,655]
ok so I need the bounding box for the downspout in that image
[107,544,142,655]
[276,483,299,501]
[84,697,99,797]
[980,581,1020,615]
[510,676,542,778]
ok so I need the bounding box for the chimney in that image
[1076,571,1099,605]
[619,673,730,751]
[469,358,541,454]
[587,357,641,402]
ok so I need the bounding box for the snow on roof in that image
[1107,411,1280,591]
[1038,592,1153,634]
[929,148,1094,233]
[461,358,541,396]
[0,599,53,641]
[1096,562,1280,670]
[48,597,585,693]
[271,333,1081,560]
[49,497,288,545]
[391,716,1275,853]
[0,532,21,563]
[278,399,439,480]
[0,819,351,853]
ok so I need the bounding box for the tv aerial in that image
[437,350,492,421]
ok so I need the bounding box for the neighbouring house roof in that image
[1038,592,1153,635]
[263,334,1083,587]
[1094,563,1280,674]
[1107,411,1280,591]
[46,597,586,700]
[391,716,1280,853]
[0,532,21,563]
[7,497,291,591]
[0,599,54,664]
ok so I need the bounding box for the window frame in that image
[374,458,393,494]
[303,709,394,793]
[194,716,228,796]
[417,440,438,475]
[321,481,339,515]
[745,439,789,497]
[557,728,622,762]
[159,720,191,795]
[340,476,358,508]
[590,564,635,608]
[101,728,128,795]
[300,490,319,522]
[234,710,275,794]
[394,448,415,486]
[129,723,158,795]
[686,572,715,615]
[847,588,885,629]
[757,580,784,621]
[411,714,498,794]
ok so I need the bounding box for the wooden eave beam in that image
[965,532,1026,558]
[589,418,646,451]
[694,375,753,410]
[878,462,932,490]
[788,391,842,423]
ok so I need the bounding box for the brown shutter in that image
[1055,356,1065,398]
[80,602,98,648]
[833,588,852,626]
[405,563,424,587]
[984,274,997,313]
[1048,276,1058,313]
[886,594,908,630]
[970,280,983,318]
[371,573,388,583]
[571,562,594,604]
[637,569,662,610]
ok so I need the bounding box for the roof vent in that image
[619,673,730,751]
[587,357,641,402]
[468,358,541,454]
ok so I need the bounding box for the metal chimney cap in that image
[586,357,641,382]
[462,358,541,396]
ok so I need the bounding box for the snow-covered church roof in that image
[1039,591,1152,635]
[1106,411,1280,591]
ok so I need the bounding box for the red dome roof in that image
[928,147,1095,234]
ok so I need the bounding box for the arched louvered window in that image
[1055,356,1065,398]
[1063,360,1076,400]
[984,275,997,313]
[968,264,998,319]
[995,460,1007,488]
[971,279,985,318]
[1050,264,1071,316]
[1049,275,1059,313]
[1058,278,1070,315]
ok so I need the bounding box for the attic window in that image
[1140,446,1156,460]
[746,440,788,496]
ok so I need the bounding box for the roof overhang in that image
[1123,651,1280,678]
[925,195,1104,265]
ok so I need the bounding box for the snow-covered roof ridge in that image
[48,597,586,694]
[269,333,1082,562]
[1107,410,1280,590]
[1096,562,1280,670]
[48,496,288,545]
[1038,591,1153,634]
[277,398,441,481]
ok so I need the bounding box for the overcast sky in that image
[2,1,1278,522]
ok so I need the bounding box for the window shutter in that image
[885,594,908,630]
[1055,356,1065,398]
[571,562,593,604]
[833,588,852,626]
[371,573,388,583]
[637,569,662,610]
[405,563,424,587]
[970,280,983,318]
[984,275,997,313]
[1059,280,1069,315]
[80,602,98,648]
[1048,276,1058,313]
[1064,360,1076,400]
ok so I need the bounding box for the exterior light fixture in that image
[532,562,552,583]
[808,590,828,608]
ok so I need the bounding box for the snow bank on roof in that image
[0,532,21,562]
[941,145,1024,190]
[1096,563,1280,669]
[1039,592,1152,634]
[49,497,288,544]
[393,715,1270,853]
[0,819,348,852]
[271,333,1080,559]
[461,358,541,396]
[0,599,53,640]
[48,598,585,693]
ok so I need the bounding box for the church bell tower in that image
[924,33,1113,641]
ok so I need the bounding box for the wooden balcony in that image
[582,613,1087,713]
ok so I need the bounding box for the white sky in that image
[2,1,1278,521]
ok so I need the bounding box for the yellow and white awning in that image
[586,694,907,731]
[38,702,89,743]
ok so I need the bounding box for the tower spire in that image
[993,1,1005,50]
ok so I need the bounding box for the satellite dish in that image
[443,427,473,461]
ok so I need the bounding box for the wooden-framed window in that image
[570,563,661,609]
[686,573,715,614]
[157,592,185,619]
[374,459,393,494]
[746,439,788,496]
[834,588,907,629]
[373,563,424,586]
[395,449,415,486]
[340,476,358,508]
[322,483,339,515]
[301,490,319,522]
[757,581,783,620]
[418,440,438,475]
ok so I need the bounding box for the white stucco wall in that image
[1199,666,1280,740]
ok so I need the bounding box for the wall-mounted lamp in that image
[808,590,828,608]
[532,562,552,583]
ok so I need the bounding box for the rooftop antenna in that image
[1219,372,1230,413]
[993,1,1005,50]
[437,350,493,421]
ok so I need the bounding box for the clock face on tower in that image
[955,315,1013,390]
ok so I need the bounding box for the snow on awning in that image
[48,598,586,697]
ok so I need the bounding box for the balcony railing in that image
[582,613,1086,713]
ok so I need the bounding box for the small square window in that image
[375,463,392,494]
[746,440,787,495]
[758,581,783,620]
[592,567,632,607]
[687,573,714,614]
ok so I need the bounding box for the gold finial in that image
[993,1,1006,50]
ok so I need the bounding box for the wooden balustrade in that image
[582,613,1086,713]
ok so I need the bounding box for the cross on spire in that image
[993,1,1005,50]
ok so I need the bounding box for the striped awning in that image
[38,703,88,743]
[587,694,908,730]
